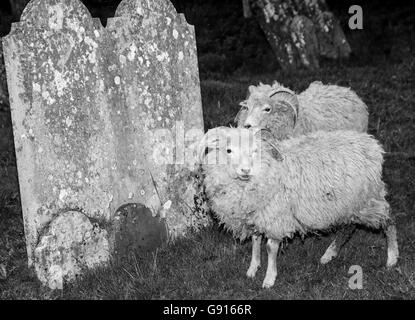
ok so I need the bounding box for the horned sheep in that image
[198,127,399,288]
[235,81,369,140]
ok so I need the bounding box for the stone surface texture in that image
[250,0,351,70]
[2,0,207,289]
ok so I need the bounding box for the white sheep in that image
[199,127,399,288]
[235,81,370,262]
[235,81,369,140]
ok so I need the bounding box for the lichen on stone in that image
[2,0,208,289]
[34,211,110,289]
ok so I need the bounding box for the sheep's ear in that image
[255,129,283,161]
[248,85,256,94]
[234,102,248,126]
[197,127,228,162]
[234,108,243,125]
[272,81,282,89]
[309,81,323,88]
[269,89,299,125]
[198,136,219,163]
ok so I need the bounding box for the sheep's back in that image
[295,82,369,136]
[251,130,386,239]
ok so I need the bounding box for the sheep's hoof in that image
[320,254,336,265]
[386,255,398,269]
[320,248,338,265]
[262,278,276,289]
[246,265,260,278]
[262,272,277,288]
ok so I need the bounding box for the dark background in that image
[1,0,415,78]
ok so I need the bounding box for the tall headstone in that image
[2,0,208,289]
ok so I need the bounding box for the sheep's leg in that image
[357,199,398,268]
[320,225,356,264]
[262,239,280,288]
[385,222,399,268]
[320,239,338,264]
[247,235,262,278]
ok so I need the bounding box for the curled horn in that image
[269,88,299,125]
[197,127,229,163]
[254,128,284,161]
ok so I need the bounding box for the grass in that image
[1,37,415,300]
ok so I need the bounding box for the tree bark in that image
[242,0,253,18]
[247,0,351,71]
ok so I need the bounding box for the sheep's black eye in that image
[264,107,271,113]
[227,149,232,154]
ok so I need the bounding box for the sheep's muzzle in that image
[237,174,252,181]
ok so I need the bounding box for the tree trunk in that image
[247,0,351,71]
[242,0,253,18]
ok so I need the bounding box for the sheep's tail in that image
[353,197,392,229]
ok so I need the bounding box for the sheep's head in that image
[198,128,283,227]
[235,82,299,140]
[198,127,282,183]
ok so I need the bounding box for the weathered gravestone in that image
[2,0,209,289]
